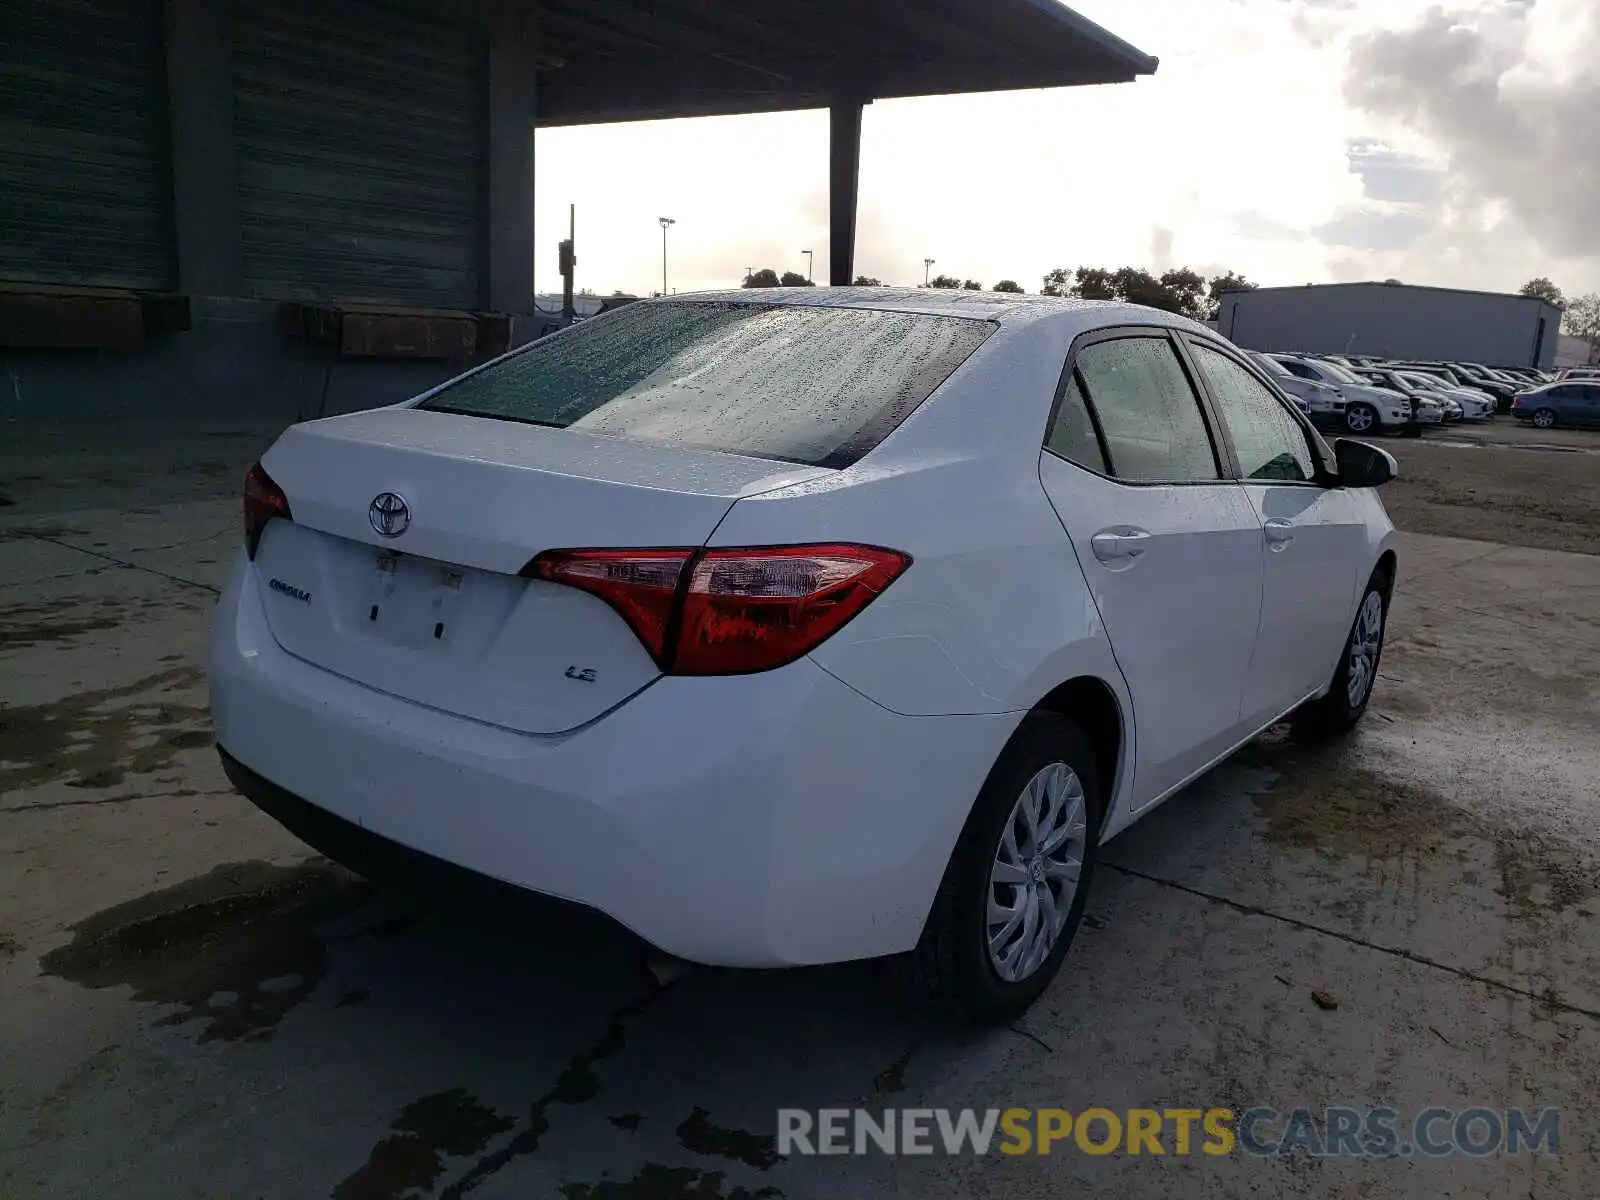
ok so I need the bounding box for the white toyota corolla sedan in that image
[211,289,1399,1021]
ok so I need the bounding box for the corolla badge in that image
[369,492,410,537]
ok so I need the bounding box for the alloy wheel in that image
[1533,409,1555,429]
[1346,590,1384,707]
[1346,405,1375,433]
[987,763,1088,982]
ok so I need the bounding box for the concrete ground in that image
[2,420,1598,1199]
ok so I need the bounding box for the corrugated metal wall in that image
[0,0,172,289]
[1221,286,1556,368]
[233,0,485,309]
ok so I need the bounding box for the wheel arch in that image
[1372,548,1398,596]
[1029,674,1125,833]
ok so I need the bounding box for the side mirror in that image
[1333,438,1397,488]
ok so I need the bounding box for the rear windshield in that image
[420,301,996,468]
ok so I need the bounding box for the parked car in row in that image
[1393,362,1517,412]
[1248,351,1338,420]
[1511,380,1600,428]
[1355,368,1493,422]
[1268,354,1422,435]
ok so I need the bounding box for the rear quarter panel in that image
[708,316,1138,820]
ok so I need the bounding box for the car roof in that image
[653,287,1215,338]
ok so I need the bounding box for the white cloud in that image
[532,0,1598,300]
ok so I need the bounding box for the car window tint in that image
[420,302,995,468]
[1073,338,1219,483]
[1278,359,1314,380]
[1045,376,1107,473]
[1190,343,1316,483]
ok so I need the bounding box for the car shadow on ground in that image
[34,848,1002,1198]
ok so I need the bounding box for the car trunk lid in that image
[251,407,828,733]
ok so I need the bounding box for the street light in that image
[801,249,813,283]
[659,217,676,296]
[924,258,935,286]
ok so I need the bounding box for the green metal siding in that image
[233,0,485,309]
[0,0,172,289]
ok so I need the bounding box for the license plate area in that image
[361,550,517,653]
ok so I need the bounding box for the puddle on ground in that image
[332,1090,515,1200]
[676,1108,782,1170]
[0,595,143,649]
[560,1165,781,1200]
[39,860,374,1042]
[0,666,210,794]
[1240,733,1597,919]
[0,523,88,541]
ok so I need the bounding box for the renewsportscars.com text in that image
[777,1106,1560,1158]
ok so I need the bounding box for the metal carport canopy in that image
[527,0,1157,284]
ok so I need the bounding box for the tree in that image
[853,275,883,286]
[1157,268,1208,320]
[743,269,780,288]
[992,280,1024,293]
[779,271,814,287]
[1073,268,1118,301]
[1204,271,1257,319]
[1520,277,1565,306]
[962,279,983,291]
[1564,293,1600,362]
[1041,264,1259,319]
[928,274,962,289]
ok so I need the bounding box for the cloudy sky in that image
[532,0,1599,300]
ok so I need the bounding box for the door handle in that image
[1091,528,1151,563]
[1263,518,1295,548]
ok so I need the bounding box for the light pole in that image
[924,258,935,286]
[658,217,675,296]
[801,249,813,283]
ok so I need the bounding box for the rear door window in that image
[1044,377,1109,474]
[1066,337,1221,483]
[419,301,995,468]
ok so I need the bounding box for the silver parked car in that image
[1248,351,1341,420]
[1271,354,1416,435]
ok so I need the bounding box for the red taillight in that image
[243,462,291,559]
[528,543,911,675]
[529,548,692,663]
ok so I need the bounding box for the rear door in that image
[1182,338,1365,726]
[1570,385,1600,427]
[1038,330,1263,810]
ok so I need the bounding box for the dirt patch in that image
[1241,733,1598,918]
[0,666,210,795]
[332,1090,515,1200]
[1382,439,1600,555]
[38,860,371,1043]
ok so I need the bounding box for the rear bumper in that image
[210,553,1014,967]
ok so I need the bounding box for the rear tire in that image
[1533,408,1557,429]
[1294,573,1390,737]
[900,713,1103,1023]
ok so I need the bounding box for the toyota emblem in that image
[369,492,410,537]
